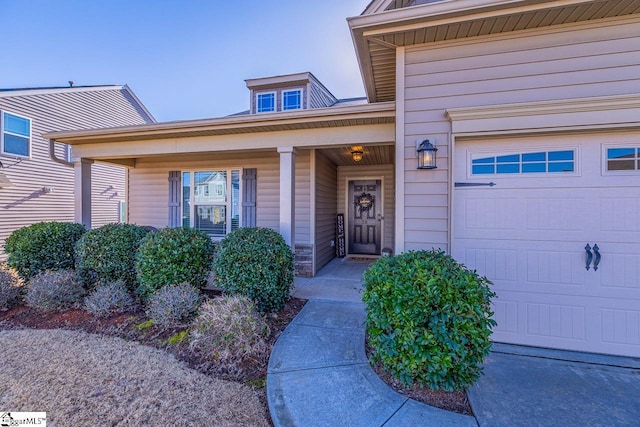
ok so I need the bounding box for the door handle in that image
[593,244,601,271]
[584,244,592,271]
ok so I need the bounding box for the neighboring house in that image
[0,85,155,259]
[47,0,640,359]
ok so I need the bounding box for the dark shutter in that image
[168,171,181,227]
[242,168,257,227]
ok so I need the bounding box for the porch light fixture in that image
[417,138,437,169]
[351,146,364,162]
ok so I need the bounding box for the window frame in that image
[281,89,303,111]
[467,147,579,178]
[602,143,640,175]
[1,110,32,159]
[256,91,276,113]
[182,168,242,239]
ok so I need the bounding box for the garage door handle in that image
[593,244,601,271]
[585,244,593,270]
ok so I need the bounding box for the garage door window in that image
[606,147,639,171]
[471,150,574,175]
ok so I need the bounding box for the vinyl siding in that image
[0,87,153,260]
[314,150,338,272]
[402,16,640,252]
[295,150,311,244]
[308,75,337,109]
[337,164,394,254]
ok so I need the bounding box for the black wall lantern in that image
[417,138,437,169]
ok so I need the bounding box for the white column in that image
[278,146,296,247]
[74,158,93,228]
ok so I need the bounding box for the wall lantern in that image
[417,138,437,169]
[351,146,364,162]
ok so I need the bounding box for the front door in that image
[348,180,381,255]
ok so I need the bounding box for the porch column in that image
[74,158,93,228]
[278,146,296,247]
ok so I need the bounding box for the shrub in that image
[135,227,215,300]
[213,227,294,312]
[25,269,85,310]
[75,223,151,289]
[0,263,24,311]
[190,295,270,368]
[4,221,86,280]
[84,280,135,316]
[362,249,496,391]
[145,283,200,327]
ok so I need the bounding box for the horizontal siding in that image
[402,16,640,252]
[337,164,395,254]
[0,87,152,260]
[295,150,311,244]
[314,150,338,272]
[309,78,337,109]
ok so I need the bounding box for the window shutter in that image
[242,168,257,227]
[168,171,181,227]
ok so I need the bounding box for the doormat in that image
[347,256,378,262]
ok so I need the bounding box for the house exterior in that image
[0,85,155,259]
[46,0,640,359]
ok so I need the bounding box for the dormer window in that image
[256,92,276,113]
[282,89,302,111]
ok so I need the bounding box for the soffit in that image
[321,144,395,166]
[351,0,640,102]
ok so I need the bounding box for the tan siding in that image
[0,87,152,260]
[91,162,126,227]
[294,150,311,244]
[337,165,395,254]
[402,17,640,252]
[314,150,338,272]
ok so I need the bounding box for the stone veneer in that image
[294,244,314,277]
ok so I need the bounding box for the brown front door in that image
[348,179,381,255]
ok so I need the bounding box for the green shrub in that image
[75,223,151,289]
[145,283,200,327]
[4,221,86,280]
[84,280,135,316]
[362,249,496,391]
[0,263,24,310]
[190,295,270,370]
[25,269,85,310]
[135,227,215,300]
[213,227,293,312]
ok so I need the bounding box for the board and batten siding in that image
[314,150,338,272]
[0,87,153,260]
[338,164,395,254]
[402,15,640,252]
[127,150,313,245]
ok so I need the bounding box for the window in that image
[471,150,575,175]
[256,92,275,113]
[1,111,31,157]
[282,89,302,111]
[606,147,639,171]
[182,169,241,237]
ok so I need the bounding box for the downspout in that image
[49,139,74,167]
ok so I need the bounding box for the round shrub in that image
[75,223,151,289]
[4,221,86,280]
[0,263,24,311]
[26,269,85,310]
[362,249,496,391]
[84,280,135,316]
[190,295,270,367]
[213,227,294,312]
[135,227,215,300]
[145,283,200,327]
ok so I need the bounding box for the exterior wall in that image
[338,164,395,255]
[0,88,152,259]
[314,150,338,273]
[308,75,337,109]
[402,16,640,252]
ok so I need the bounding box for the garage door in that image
[453,133,640,358]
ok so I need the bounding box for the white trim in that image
[345,176,385,256]
[465,147,580,178]
[1,110,32,159]
[394,46,406,254]
[602,142,640,176]
[0,85,124,99]
[281,88,303,111]
[255,91,277,114]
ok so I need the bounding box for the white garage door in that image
[453,133,640,358]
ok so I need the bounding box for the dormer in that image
[245,72,337,114]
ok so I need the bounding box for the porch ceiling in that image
[350,0,640,102]
[321,144,395,166]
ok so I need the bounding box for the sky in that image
[1,0,372,122]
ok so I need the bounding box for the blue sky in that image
[1,0,371,122]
